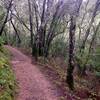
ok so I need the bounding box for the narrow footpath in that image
[6,46,58,100]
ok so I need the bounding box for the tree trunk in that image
[38,0,46,56]
[0,0,13,36]
[38,25,46,56]
[66,16,76,90]
[11,20,21,46]
[28,0,34,56]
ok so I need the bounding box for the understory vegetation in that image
[0,37,16,100]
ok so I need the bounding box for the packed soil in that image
[6,46,59,100]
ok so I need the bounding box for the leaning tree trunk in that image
[0,0,13,36]
[66,16,76,90]
[11,20,21,46]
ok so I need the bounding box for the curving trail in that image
[6,46,58,100]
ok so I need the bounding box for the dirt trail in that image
[6,46,59,100]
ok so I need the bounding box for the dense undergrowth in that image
[0,37,16,100]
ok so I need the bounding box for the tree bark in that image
[67,0,83,90]
[66,16,76,90]
[38,0,46,56]
[28,0,34,56]
[11,19,21,46]
[0,0,13,36]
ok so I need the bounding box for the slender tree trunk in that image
[38,25,46,56]
[67,16,76,90]
[0,0,13,36]
[4,30,8,44]
[11,20,21,46]
[28,0,34,56]
[38,0,46,56]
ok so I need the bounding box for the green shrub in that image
[90,47,100,72]
[95,71,100,78]
[0,46,16,100]
[0,37,4,46]
[50,36,68,58]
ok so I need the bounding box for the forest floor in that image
[6,45,61,100]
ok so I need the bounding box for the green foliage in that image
[50,36,68,58]
[0,5,5,25]
[90,47,100,72]
[0,36,5,46]
[19,34,30,48]
[76,49,89,68]
[0,46,16,100]
[95,71,100,78]
[76,46,100,73]
[8,33,30,49]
